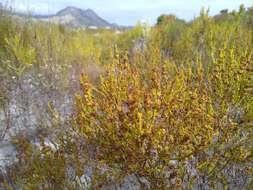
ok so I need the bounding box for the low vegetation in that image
[0,4,252,190]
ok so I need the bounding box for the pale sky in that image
[1,0,253,25]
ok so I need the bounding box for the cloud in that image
[1,0,252,25]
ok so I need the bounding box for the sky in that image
[1,0,253,25]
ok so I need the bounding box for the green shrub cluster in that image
[0,4,252,190]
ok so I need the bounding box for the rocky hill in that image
[34,6,117,29]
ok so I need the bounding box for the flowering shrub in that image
[74,44,252,188]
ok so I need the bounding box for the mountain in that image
[34,6,116,29]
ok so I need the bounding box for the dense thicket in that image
[0,5,252,190]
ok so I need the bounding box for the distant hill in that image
[29,6,122,29]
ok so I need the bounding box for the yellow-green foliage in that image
[154,14,186,54]
[1,5,253,190]
[74,43,252,188]
[75,56,214,188]
[117,23,144,50]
